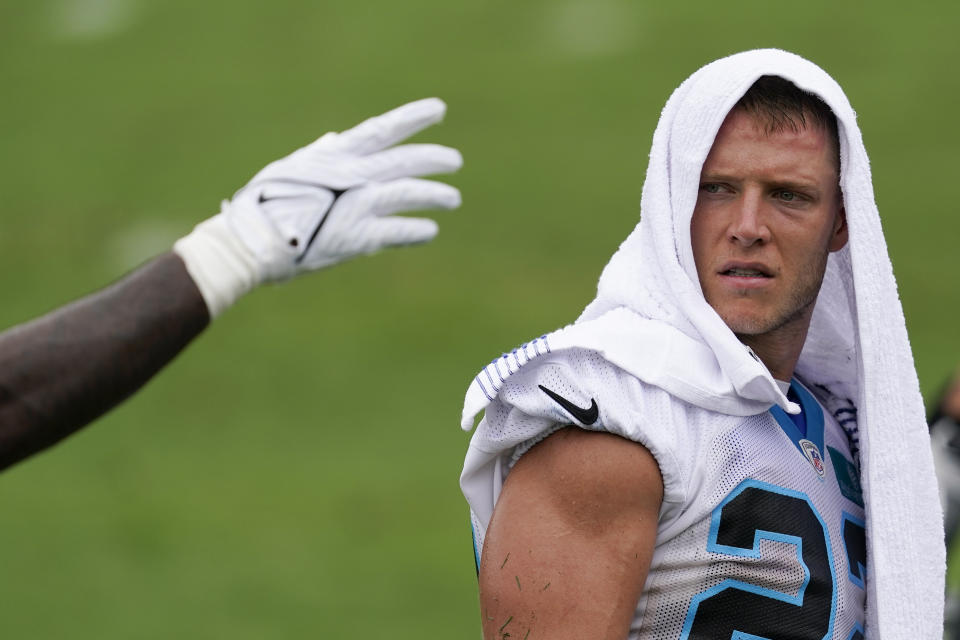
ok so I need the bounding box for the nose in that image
[729,188,770,247]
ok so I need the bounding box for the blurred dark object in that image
[930,371,960,639]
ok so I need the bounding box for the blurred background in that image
[0,0,957,637]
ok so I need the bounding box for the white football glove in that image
[174,97,462,318]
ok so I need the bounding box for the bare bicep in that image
[478,427,663,640]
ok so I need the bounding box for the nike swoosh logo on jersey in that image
[538,385,599,425]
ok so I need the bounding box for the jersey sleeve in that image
[461,347,697,557]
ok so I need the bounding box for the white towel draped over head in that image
[460,49,944,638]
[580,48,864,405]
[576,49,944,637]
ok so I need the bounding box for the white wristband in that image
[173,211,261,319]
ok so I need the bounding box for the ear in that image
[829,202,848,252]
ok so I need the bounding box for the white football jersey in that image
[466,348,866,639]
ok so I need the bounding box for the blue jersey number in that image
[681,480,864,640]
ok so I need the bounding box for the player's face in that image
[690,108,847,344]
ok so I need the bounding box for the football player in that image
[460,50,942,639]
[0,98,461,471]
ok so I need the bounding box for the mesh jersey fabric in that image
[467,349,866,639]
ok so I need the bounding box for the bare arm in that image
[0,99,462,472]
[479,427,664,640]
[0,252,209,470]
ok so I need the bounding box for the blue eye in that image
[778,191,797,201]
[702,183,721,193]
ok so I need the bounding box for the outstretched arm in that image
[0,253,208,470]
[0,98,462,471]
[479,427,663,640]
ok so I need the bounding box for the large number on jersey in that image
[680,480,837,640]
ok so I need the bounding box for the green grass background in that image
[0,0,958,636]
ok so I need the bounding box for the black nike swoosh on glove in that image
[258,188,347,260]
[258,188,346,205]
[538,385,599,425]
[296,188,346,260]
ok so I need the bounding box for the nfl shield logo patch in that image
[799,439,825,478]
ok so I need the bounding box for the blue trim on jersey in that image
[680,478,837,640]
[770,379,825,461]
[471,522,481,575]
[841,512,867,589]
[786,386,808,436]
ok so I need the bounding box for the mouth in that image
[719,263,772,278]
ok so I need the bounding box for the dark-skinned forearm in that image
[0,252,210,470]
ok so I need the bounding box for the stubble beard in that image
[723,252,830,340]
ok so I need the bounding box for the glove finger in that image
[318,98,447,156]
[368,216,439,249]
[350,144,463,181]
[366,178,461,216]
